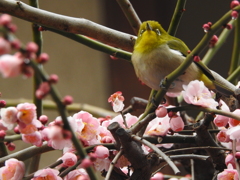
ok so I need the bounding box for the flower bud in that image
[231,1,240,9]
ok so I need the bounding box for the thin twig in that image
[105,149,124,180]
[132,135,180,175]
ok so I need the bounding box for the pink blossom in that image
[110,113,138,128]
[0,158,25,180]
[214,100,230,127]
[182,80,218,109]
[217,129,230,142]
[79,158,93,169]
[17,103,37,124]
[35,82,50,99]
[60,152,77,167]
[26,42,38,53]
[0,107,18,130]
[225,154,236,169]
[0,120,7,131]
[22,131,43,147]
[98,126,114,143]
[93,145,109,159]
[18,119,42,134]
[229,109,240,127]
[227,125,240,140]
[108,91,125,112]
[73,111,100,141]
[64,169,90,180]
[93,158,110,171]
[44,125,72,150]
[0,37,11,55]
[145,116,170,136]
[170,115,184,132]
[150,172,164,180]
[217,164,239,180]
[0,14,12,26]
[32,168,62,180]
[0,54,22,78]
[155,105,168,118]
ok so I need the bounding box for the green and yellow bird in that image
[131,20,238,96]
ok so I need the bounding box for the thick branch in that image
[0,0,135,51]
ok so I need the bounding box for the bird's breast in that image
[132,44,201,92]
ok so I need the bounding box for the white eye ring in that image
[139,29,145,36]
[156,29,161,36]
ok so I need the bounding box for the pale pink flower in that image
[0,158,25,180]
[79,158,93,169]
[32,168,62,180]
[0,37,11,55]
[225,154,236,169]
[60,152,77,167]
[170,115,184,132]
[93,145,109,159]
[108,91,125,112]
[18,119,42,134]
[217,164,239,180]
[0,107,18,130]
[227,125,240,140]
[98,126,114,143]
[155,105,168,118]
[0,54,22,78]
[22,131,43,147]
[229,109,240,127]
[73,111,100,141]
[110,113,138,128]
[182,80,218,109]
[17,103,37,124]
[64,169,90,180]
[214,100,230,127]
[44,125,72,150]
[150,172,164,180]
[217,129,230,142]
[145,116,170,136]
[93,158,110,171]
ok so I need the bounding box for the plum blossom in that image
[32,168,62,180]
[217,129,230,143]
[145,116,170,136]
[0,158,25,180]
[217,164,239,180]
[22,131,43,147]
[150,172,164,180]
[60,152,77,167]
[214,100,230,127]
[17,103,37,124]
[110,113,138,128]
[226,125,240,140]
[0,37,11,55]
[108,91,125,112]
[0,107,17,130]
[170,115,184,132]
[182,80,218,109]
[229,109,240,127]
[93,145,109,159]
[72,111,100,143]
[64,169,89,180]
[0,54,23,78]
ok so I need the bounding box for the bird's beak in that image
[146,22,152,31]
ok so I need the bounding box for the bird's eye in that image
[139,29,145,36]
[155,29,161,36]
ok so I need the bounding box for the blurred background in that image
[1,0,235,176]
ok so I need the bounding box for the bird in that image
[131,20,238,97]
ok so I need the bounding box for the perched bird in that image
[131,20,238,96]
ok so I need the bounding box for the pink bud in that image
[235,152,240,159]
[14,126,20,134]
[11,39,21,50]
[209,35,218,47]
[150,172,164,180]
[48,74,59,84]
[0,100,6,108]
[231,1,240,9]
[170,115,184,132]
[225,24,233,30]
[110,55,118,60]
[0,130,6,139]
[37,53,49,64]
[8,23,17,33]
[155,105,167,117]
[39,115,48,125]
[61,152,77,167]
[207,22,213,27]
[26,42,38,53]
[193,56,201,62]
[231,11,239,19]
[0,14,12,26]
[225,154,236,168]
[63,95,73,105]
[7,142,16,151]
[94,145,109,159]
[202,24,210,32]
[35,82,50,99]
[216,129,230,142]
